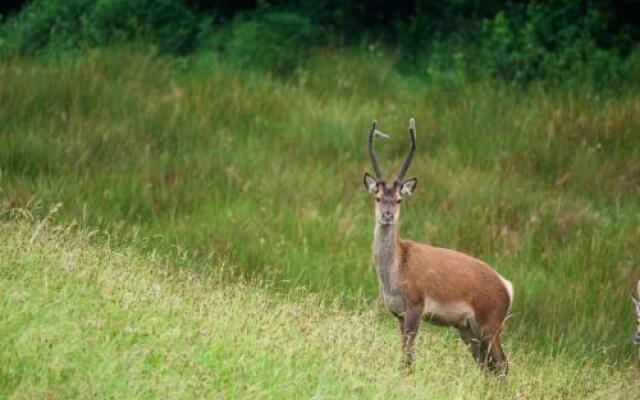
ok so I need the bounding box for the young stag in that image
[632,280,640,346]
[363,119,513,375]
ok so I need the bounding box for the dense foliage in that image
[1,1,638,83]
[0,0,205,54]
[223,11,316,75]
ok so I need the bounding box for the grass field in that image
[0,47,639,389]
[1,216,638,398]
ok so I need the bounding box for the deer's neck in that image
[373,223,401,294]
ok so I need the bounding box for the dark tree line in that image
[3,1,638,44]
[1,1,638,84]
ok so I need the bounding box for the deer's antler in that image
[396,118,416,182]
[368,120,386,180]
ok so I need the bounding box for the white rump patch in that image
[498,275,514,309]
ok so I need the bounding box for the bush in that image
[0,0,206,55]
[0,0,636,85]
[479,2,632,85]
[88,0,206,54]
[225,11,317,75]
[0,0,93,54]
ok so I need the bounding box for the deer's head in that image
[363,119,417,226]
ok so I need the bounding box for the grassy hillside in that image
[0,48,639,364]
[0,216,638,398]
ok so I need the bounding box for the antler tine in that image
[396,118,416,182]
[368,120,384,180]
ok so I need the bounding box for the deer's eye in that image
[375,198,381,203]
[397,199,402,204]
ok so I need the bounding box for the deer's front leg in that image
[402,306,422,371]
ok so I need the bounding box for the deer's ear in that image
[363,173,378,194]
[400,178,417,197]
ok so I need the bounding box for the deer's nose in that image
[381,211,393,221]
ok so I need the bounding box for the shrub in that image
[226,11,317,75]
[0,0,94,54]
[87,0,205,54]
[479,2,631,85]
[0,0,206,55]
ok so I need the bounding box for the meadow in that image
[0,48,639,396]
[1,215,638,398]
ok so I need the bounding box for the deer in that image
[363,118,513,376]
[632,280,640,346]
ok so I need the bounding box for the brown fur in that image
[367,182,512,375]
[364,118,511,376]
[398,240,511,332]
[379,234,512,376]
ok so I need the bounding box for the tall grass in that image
[0,48,639,362]
[1,217,638,398]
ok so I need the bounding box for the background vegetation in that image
[1,0,639,84]
[0,0,639,397]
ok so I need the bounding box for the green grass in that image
[1,217,638,398]
[0,47,639,366]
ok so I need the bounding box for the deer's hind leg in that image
[470,319,509,377]
[486,335,508,376]
[463,319,509,376]
[458,326,486,366]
